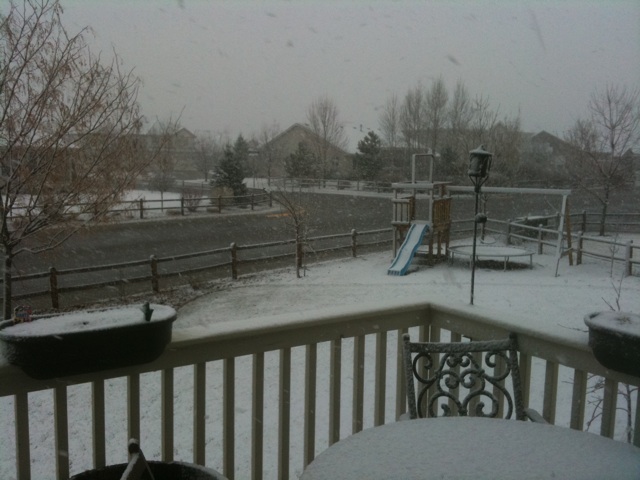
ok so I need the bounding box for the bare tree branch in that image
[0,0,174,317]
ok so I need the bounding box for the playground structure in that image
[388,153,452,275]
[388,154,573,276]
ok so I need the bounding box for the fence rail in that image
[5,191,273,222]
[10,228,393,310]
[109,191,272,218]
[9,210,640,313]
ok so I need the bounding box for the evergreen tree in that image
[232,134,250,172]
[354,131,383,181]
[213,135,247,197]
[285,142,316,179]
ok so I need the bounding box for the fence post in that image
[576,232,583,265]
[251,194,255,211]
[150,255,159,292]
[218,195,223,214]
[581,210,587,233]
[625,240,633,277]
[537,224,544,254]
[180,197,185,216]
[269,191,273,208]
[230,243,238,280]
[351,229,358,257]
[506,219,512,245]
[139,199,144,219]
[49,267,59,310]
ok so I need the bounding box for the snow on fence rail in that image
[3,191,272,221]
[110,191,272,218]
[8,228,392,310]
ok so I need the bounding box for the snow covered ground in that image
[1,226,639,478]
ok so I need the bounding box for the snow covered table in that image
[448,244,534,270]
[300,417,640,480]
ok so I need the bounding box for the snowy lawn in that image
[1,235,639,479]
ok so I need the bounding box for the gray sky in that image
[62,0,639,147]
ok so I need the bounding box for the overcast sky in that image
[61,0,639,148]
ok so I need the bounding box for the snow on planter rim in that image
[0,304,176,338]
[584,311,640,337]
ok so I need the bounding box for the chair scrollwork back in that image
[402,333,530,421]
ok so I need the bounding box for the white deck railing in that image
[1,301,638,480]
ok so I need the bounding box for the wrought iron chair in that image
[402,332,545,422]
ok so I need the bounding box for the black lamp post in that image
[468,145,492,305]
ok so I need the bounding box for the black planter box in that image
[69,461,226,480]
[0,304,176,379]
[584,311,640,378]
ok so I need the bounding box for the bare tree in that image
[468,95,500,147]
[306,95,347,179]
[148,146,176,211]
[565,84,640,235]
[400,84,426,150]
[379,93,401,147]
[270,188,310,278]
[425,76,448,155]
[441,80,474,177]
[194,133,220,182]
[448,80,474,139]
[257,121,282,186]
[488,114,524,185]
[0,0,165,318]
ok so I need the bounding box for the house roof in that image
[146,121,195,138]
[262,123,351,156]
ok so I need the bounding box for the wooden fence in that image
[9,203,640,312]
[10,228,392,310]
[110,191,272,219]
[4,191,272,222]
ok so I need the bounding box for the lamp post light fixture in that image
[468,145,493,305]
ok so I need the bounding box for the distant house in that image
[622,149,640,188]
[143,123,199,180]
[527,130,573,169]
[258,123,352,179]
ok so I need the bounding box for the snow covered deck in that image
[1,299,639,479]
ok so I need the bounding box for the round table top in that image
[301,417,640,480]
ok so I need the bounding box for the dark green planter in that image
[0,304,176,379]
[584,311,640,378]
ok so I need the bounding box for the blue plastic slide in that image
[387,222,430,276]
